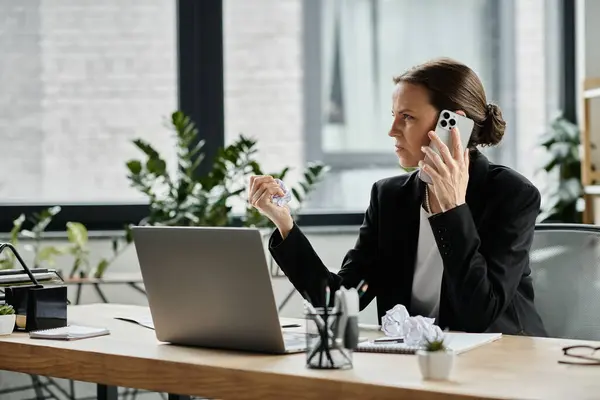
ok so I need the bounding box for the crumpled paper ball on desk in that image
[381,304,444,346]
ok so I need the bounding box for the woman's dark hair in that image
[394,57,505,147]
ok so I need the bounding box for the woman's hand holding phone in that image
[418,126,470,213]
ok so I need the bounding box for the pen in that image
[358,283,368,298]
[321,284,330,368]
[373,337,404,344]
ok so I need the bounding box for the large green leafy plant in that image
[537,114,582,223]
[126,111,328,228]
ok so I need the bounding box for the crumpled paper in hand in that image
[271,178,292,207]
[381,304,444,346]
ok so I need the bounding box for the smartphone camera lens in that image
[443,112,450,119]
[449,119,456,126]
[440,120,448,128]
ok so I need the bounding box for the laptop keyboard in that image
[283,332,306,350]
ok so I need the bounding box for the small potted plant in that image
[0,304,16,335]
[416,333,455,380]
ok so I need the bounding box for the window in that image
[0,0,177,203]
[223,0,306,214]
[303,0,563,212]
[0,0,562,230]
[223,0,564,215]
[319,0,495,154]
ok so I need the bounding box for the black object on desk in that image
[0,243,68,332]
[304,305,353,370]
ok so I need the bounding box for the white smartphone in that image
[419,109,475,184]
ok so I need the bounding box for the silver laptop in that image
[131,225,306,354]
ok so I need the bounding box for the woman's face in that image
[388,82,438,168]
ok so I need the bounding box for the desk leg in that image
[168,394,191,400]
[75,283,83,305]
[97,384,118,400]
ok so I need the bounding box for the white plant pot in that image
[417,349,455,380]
[0,314,16,335]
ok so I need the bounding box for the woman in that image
[248,58,547,336]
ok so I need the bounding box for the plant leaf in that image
[94,259,110,278]
[549,142,570,159]
[20,230,36,239]
[124,225,134,243]
[10,214,26,244]
[36,246,66,265]
[66,222,88,248]
[543,159,558,173]
[0,304,15,315]
[146,158,167,176]
[133,139,160,158]
[126,160,143,175]
[292,188,302,202]
[303,172,314,185]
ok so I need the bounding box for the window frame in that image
[0,0,577,233]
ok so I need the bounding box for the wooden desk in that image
[0,304,598,400]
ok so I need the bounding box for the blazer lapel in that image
[395,172,425,311]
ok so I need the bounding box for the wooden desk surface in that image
[0,304,598,400]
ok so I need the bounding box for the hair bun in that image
[479,103,506,146]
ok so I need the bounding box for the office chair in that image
[529,223,600,341]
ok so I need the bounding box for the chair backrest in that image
[529,223,600,341]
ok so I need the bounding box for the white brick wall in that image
[0,1,45,199]
[223,0,304,210]
[0,0,177,202]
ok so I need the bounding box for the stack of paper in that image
[29,325,110,341]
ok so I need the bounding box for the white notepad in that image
[356,332,502,354]
[29,325,110,341]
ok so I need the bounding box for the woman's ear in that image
[455,110,466,117]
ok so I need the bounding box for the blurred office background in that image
[0,0,597,398]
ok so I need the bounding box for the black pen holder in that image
[305,307,353,370]
[0,243,68,332]
[5,285,67,332]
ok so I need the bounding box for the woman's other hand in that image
[418,126,470,213]
[248,175,294,238]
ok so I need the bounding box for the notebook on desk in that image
[29,325,110,341]
[356,332,502,354]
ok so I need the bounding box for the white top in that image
[410,206,444,319]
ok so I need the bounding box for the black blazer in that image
[269,150,547,337]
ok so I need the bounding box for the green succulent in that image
[0,304,15,316]
[423,334,447,352]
